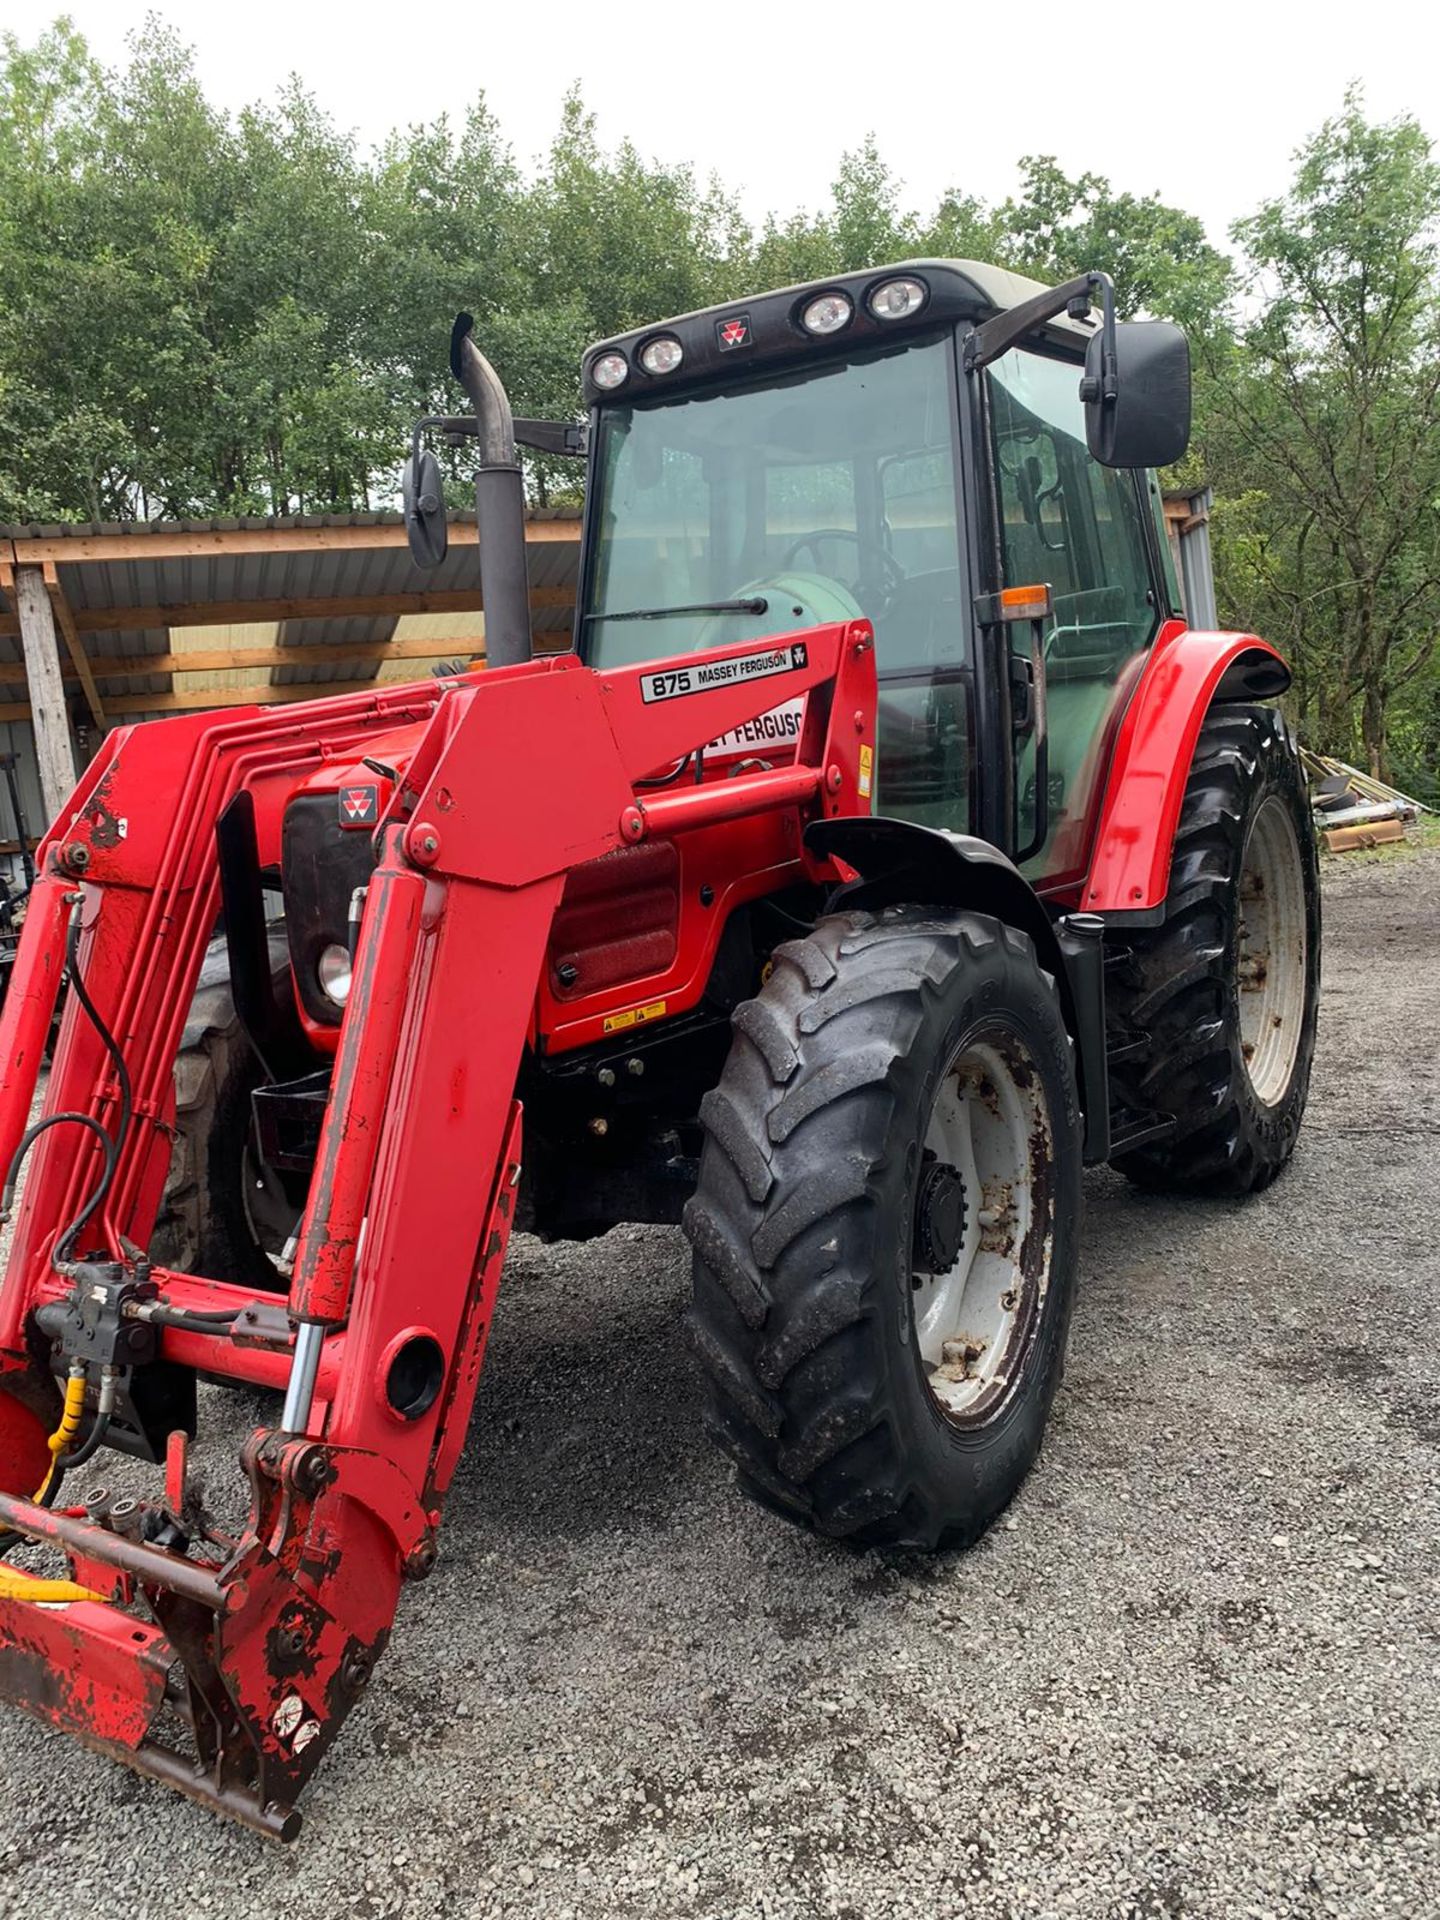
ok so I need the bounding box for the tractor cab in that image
[575,260,1190,891]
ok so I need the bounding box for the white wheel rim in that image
[1237,796,1308,1107]
[911,1032,1054,1425]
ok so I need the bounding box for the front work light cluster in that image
[587,275,929,391]
[800,274,928,335]
[592,334,685,391]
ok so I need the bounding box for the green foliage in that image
[0,22,1234,524]
[0,26,1435,796]
[994,156,1234,334]
[1207,89,1440,774]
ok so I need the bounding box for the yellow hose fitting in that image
[0,1373,102,1604]
[48,1371,88,1461]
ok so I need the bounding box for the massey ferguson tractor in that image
[0,260,1320,1836]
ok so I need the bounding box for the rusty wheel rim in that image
[1237,795,1308,1107]
[910,1030,1054,1426]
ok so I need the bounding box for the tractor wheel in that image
[1107,704,1320,1194]
[684,908,1081,1551]
[149,941,298,1292]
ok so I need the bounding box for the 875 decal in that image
[639,641,809,705]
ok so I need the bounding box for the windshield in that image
[583,334,965,675]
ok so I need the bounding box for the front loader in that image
[0,261,1320,1836]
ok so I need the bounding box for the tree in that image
[749,137,918,288]
[1213,91,1440,774]
[3,21,1434,800]
[997,155,1234,331]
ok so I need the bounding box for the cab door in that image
[984,346,1164,883]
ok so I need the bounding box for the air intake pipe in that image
[450,313,532,669]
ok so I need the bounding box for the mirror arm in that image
[513,418,588,458]
[409,414,476,477]
[963,270,1113,375]
[1075,275,1119,406]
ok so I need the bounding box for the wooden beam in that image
[41,561,107,726]
[0,640,571,724]
[11,567,77,820]
[76,635,489,679]
[0,625,587,682]
[0,684,334,724]
[0,585,574,638]
[7,519,580,566]
[0,639,484,685]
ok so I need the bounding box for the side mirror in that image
[1082,320,1191,469]
[403,446,448,571]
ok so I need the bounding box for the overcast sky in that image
[5,0,1437,250]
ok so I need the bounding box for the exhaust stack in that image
[450,313,533,670]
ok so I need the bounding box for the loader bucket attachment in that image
[0,626,876,1834]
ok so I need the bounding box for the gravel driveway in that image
[1,842,1436,1919]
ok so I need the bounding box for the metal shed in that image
[0,510,581,872]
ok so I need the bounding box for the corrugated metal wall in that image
[0,719,57,886]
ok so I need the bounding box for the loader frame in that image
[0,624,875,1836]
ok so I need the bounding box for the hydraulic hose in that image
[0,1370,104,1597]
[54,910,133,1267]
[141,1304,242,1335]
[37,1369,88,1504]
[0,908,134,1269]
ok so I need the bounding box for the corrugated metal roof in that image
[0,508,582,878]
[0,507,582,539]
[2,511,580,682]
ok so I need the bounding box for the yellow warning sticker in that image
[857,744,874,799]
[603,999,667,1034]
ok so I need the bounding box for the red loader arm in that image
[0,625,876,1837]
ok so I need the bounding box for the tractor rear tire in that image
[1106,704,1320,1195]
[149,940,296,1292]
[684,907,1081,1552]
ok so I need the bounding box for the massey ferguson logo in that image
[338,784,378,827]
[717,315,751,350]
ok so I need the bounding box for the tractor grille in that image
[282,794,377,1027]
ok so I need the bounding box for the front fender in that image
[806,816,1063,980]
[804,816,1112,1157]
[1081,623,1290,915]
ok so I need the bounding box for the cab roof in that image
[581,259,1098,405]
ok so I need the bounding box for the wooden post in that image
[13,565,77,826]
[41,562,107,727]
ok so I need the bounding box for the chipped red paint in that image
[0,623,877,1837]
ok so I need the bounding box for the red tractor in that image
[0,261,1319,1836]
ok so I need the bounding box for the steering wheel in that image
[781,530,905,603]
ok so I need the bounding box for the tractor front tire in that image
[1107,704,1320,1195]
[149,941,296,1291]
[685,908,1082,1552]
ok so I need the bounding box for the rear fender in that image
[1082,625,1290,916]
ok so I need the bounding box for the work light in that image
[869,276,928,320]
[591,351,629,390]
[318,943,353,1007]
[800,292,853,336]
[640,336,683,375]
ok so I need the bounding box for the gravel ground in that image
[1,842,1437,1919]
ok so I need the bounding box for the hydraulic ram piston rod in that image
[280,1320,326,1435]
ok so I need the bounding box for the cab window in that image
[987,347,1160,879]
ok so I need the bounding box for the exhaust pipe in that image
[449,313,532,670]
